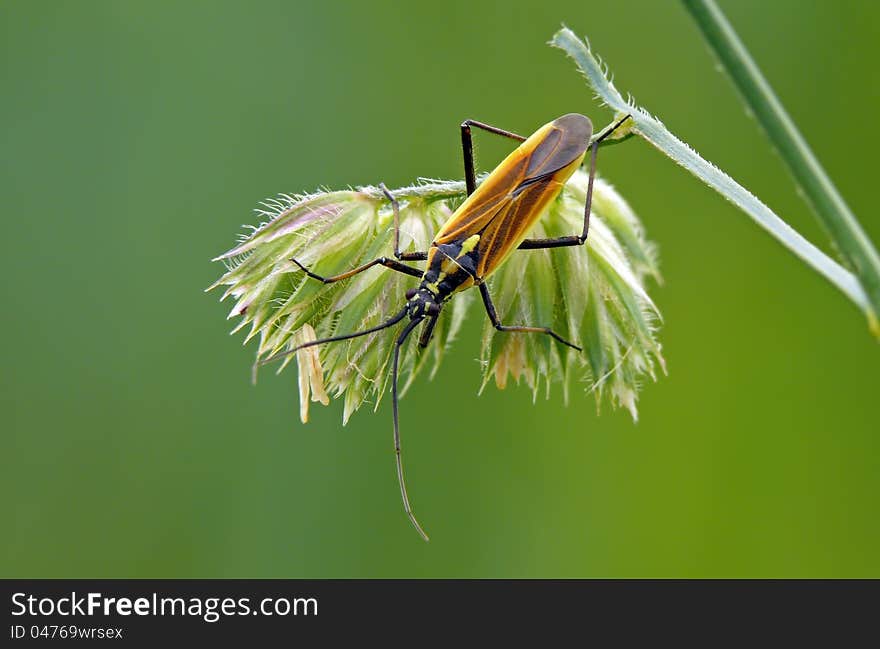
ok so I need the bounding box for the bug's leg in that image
[479,282,581,351]
[417,313,439,348]
[290,255,423,284]
[460,119,526,196]
[256,305,410,371]
[380,183,427,262]
[518,114,632,250]
[391,316,430,542]
[291,184,427,284]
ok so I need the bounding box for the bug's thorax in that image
[419,234,482,300]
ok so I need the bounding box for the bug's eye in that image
[427,303,440,316]
[405,288,417,300]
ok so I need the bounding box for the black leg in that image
[289,185,426,288]
[460,119,526,196]
[256,305,410,371]
[380,183,428,261]
[517,114,631,250]
[479,283,581,351]
[290,255,423,284]
[417,314,439,348]
[391,317,430,541]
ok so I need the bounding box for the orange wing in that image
[473,172,569,278]
[434,114,592,280]
[433,151,531,244]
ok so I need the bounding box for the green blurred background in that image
[3,0,878,577]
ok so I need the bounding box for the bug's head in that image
[405,287,442,321]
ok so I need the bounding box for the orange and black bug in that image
[261,112,631,540]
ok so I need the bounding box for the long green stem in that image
[682,0,880,335]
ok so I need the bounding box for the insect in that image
[261,112,631,541]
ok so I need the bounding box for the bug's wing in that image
[474,173,567,279]
[435,115,591,250]
[521,115,591,178]
[433,155,530,244]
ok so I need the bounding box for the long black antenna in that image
[392,316,430,541]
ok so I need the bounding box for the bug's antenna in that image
[392,316,430,542]
[256,305,409,369]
